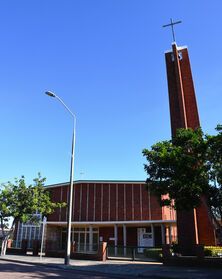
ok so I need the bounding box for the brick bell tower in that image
[164,19,216,254]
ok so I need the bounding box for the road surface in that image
[0,260,131,279]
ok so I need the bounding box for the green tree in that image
[143,126,222,243]
[142,128,209,211]
[0,173,65,256]
[206,125,222,239]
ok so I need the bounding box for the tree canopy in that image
[206,125,222,227]
[142,126,222,227]
[0,173,65,255]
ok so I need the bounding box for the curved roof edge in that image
[45,180,146,189]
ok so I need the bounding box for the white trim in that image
[45,220,176,226]
[45,180,146,189]
[164,45,188,54]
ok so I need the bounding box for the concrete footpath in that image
[1,254,222,279]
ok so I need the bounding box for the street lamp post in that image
[45,90,76,265]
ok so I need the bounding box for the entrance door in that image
[137,228,153,253]
[73,227,98,253]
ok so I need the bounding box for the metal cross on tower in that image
[163,18,182,42]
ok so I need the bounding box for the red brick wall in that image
[110,184,117,221]
[47,186,63,221]
[95,183,102,221]
[126,227,137,246]
[61,186,68,221]
[47,182,169,222]
[99,227,114,243]
[118,184,124,221]
[81,184,87,221]
[88,183,95,221]
[102,184,109,221]
[73,184,80,221]
[125,184,133,220]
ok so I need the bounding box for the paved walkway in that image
[1,254,222,278]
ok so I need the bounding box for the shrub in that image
[144,248,162,260]
[171,243,180,254]
[204,246,222,257]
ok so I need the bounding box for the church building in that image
[15,180,177,255]
[14,21,217,257]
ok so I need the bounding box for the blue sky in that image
[0,0,221,185]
